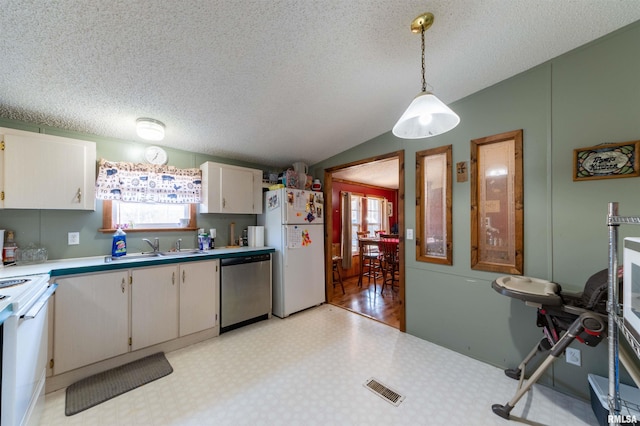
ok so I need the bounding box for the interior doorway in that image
[323,151,405,331]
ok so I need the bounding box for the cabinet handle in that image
[121,278,125,293]
[182,270,185,283]
[76,188,82,202]
[222,198,226,208]
[172,272,175,285]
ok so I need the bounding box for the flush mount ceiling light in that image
[136,118,165,141]
[392,13,460,139]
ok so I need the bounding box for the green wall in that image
[310,21,640,400]
[0,118,271,259]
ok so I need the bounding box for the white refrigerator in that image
[258,188,325,318]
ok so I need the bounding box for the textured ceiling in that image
[1,1,640,168]
[333,158,399,189]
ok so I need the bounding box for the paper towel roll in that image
[248,226,264,247]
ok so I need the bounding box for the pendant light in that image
[392,13,460,139]
[136,118,165,141]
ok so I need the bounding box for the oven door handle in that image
[22,283,57,320]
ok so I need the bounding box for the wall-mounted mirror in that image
[470,130,523,274]
[416,145,452,265]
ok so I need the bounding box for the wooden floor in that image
[328,274,401,329]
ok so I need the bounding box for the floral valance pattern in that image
[96,159,202,204]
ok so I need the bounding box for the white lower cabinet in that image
[53,270,130,375]
[131,264,180,351]
[179,260,219,336]
[51,259,219,377]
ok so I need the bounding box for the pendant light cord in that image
[421,23,426,93]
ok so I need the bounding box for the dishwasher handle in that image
[221,253,271,267]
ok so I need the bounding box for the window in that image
[348,195,385,253]
[115,201,190,229]
[366,197,383,235]
[100,200,197,232]
[416,145,452,265]
[470,129,523,274]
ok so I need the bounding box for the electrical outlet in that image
[68,232,80,245]
[566,347,581,366]
[406,229,414,240]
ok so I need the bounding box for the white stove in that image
[0,274,50,313]
[1,273,53,426]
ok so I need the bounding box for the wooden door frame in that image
[323,150,405,332]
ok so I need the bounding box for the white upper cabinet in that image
[0,128,96,210]
[200,161,262,214]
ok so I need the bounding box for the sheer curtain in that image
[340,192,353,269]
[381,198,391,234]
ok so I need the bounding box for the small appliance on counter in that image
[209,228,216,249]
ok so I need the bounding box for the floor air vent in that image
[363,377,405,406]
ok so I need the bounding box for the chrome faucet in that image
[142,237,160,253]
[175,238,182,252]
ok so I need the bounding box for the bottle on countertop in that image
[198,228,210,251]
[111,227,127,257]
[3,230,17,265]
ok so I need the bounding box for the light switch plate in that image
[68,232,80,245]
[406,229,414,240]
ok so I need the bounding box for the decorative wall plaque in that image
[573,141,640,181]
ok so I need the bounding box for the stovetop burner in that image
[0,278,29,289]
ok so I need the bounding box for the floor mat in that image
[65,352,173,416]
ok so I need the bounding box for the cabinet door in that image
[220,166,255,213]
[200,161,262,214]
[131,265,179,351]
[1,129,96,210]
[179,260,219,336]
[53,270,129,375]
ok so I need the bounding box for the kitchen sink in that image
[107,252,162,261]
[158,250,204,256]
[106,250,205,262]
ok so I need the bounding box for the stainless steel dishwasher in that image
[220,253,272,333]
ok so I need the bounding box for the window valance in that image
[95,159,202,204]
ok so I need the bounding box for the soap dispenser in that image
[111,227,127,257]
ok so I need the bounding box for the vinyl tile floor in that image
[40,304,598,425]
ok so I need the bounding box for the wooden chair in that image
[362,241,382,290]
[356,231,381,289]
[379,234,399,295]
[331,244,345,294]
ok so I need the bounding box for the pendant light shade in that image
[393,12,460,139]
[136,118,165,141]
[392,91,460,139]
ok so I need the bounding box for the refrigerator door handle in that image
[283,195,288,223]
[283,226,288,267]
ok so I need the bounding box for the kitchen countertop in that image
[0,246,275,321]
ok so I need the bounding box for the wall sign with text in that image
[573,141,640,181]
